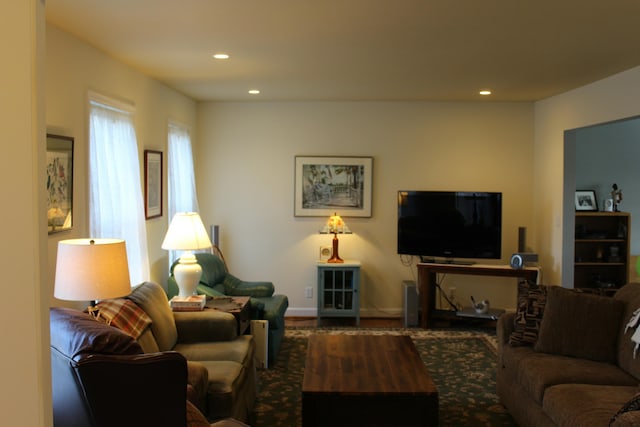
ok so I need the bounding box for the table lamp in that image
[54,238,132,306]
[320,212,351,263]
[162,212,212,297]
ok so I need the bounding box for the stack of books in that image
[170,295,206,311]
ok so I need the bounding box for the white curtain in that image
[167,121,200,263]
[89,94,150,285]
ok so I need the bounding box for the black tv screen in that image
[397,191,502,261]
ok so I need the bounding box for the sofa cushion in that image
[509,280,547,346]
[94,298,152,339]
[128,281,178,352]
[50,307,143,362]
[512,349,637,404]
[535,286,624,363]
[543,383,638,427]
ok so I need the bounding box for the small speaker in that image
[402,281,419,327]
[510,252,538,269]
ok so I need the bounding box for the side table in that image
[317,260,360,326]
[206,296,250,335]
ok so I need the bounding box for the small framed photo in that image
[575,190,598,211]
[144,150,163,219]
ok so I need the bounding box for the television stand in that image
[416,263,539,328]
[420,257,476,266]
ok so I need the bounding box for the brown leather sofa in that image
[497,283,640,426]
[50,281,257,425]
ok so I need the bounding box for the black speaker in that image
[210,224,219,247]
[518,227,526,252]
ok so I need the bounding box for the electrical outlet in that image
[448,286,456,300]
[305,287,313,298]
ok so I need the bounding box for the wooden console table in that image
[417,263,540,328]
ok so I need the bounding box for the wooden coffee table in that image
[302,334,438,426]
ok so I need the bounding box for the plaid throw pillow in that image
[509,279,547,346]
[95,298,152,339]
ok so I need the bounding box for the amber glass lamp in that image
[320,212,351,263]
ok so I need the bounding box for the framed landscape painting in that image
[294,156,373,217]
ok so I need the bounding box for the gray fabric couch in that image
[497,282,640,426]
[127,281,257,422]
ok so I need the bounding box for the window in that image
[167,121,201,263]
[89,93,150,284]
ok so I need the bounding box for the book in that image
[170,295,206,311]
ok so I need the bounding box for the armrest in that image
[223,273,275,297]
[174,309,238,343]
[186,361,208,413]
[496,312,515,367]
[76,351,187,426]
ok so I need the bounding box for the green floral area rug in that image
[251,328,516,427]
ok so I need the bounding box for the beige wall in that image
[196,101,535,314]
[1,1,50,426]
[533,66,640,287]
[45,23,198,309]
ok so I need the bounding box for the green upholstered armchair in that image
[168,252,289,365]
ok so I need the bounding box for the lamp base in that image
[327,234,344,263]
[173,252,202,297]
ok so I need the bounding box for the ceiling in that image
[45,0,640,102]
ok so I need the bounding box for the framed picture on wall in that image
[575,190,598,211]
[294,156,373,217]
[46,133,74,234]
[144,150,163,219]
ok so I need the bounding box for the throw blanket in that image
[624,307,640,358]
[94,298,152,339]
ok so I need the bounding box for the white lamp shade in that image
[162,212,212,251]
[54,238,131,301]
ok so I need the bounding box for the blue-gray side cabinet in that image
[317,261,360,325]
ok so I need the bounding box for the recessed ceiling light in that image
[248,89,260,95]
[479,90,492,96]
[213,53,229,59]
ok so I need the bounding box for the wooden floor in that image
[285,316,497,329]
[285,317,403,328]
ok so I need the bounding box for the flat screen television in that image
[397,191,502,262]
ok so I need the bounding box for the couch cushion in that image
[506,347,637,404]
[50,307,143,362]
[543,383,638,427]
[128,281,178,351]
[535,286,624,363]
[509,280,547,346]
[174,335,255,366]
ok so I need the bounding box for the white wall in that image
[46,23,198,308]
[1,1,50,426]
[534,66,640,286]
[196,101,534,314]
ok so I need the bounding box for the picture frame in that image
[575,190,598,211]
[46,133,74,234]
[295,156,373,217]
[144,150,163,219]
